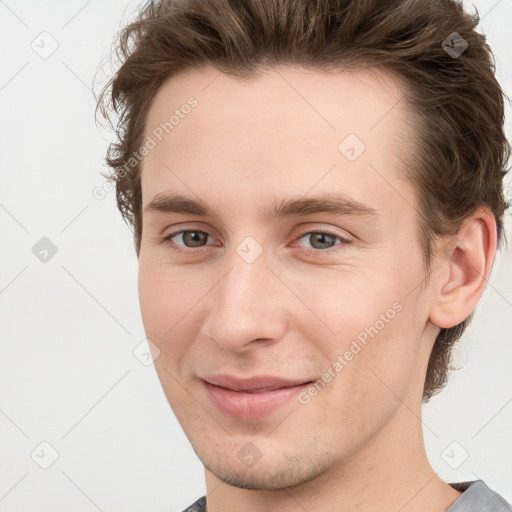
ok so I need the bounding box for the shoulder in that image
[180,496,206,512]
[447,480,511,511]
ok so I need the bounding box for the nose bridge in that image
[201,245,287,350]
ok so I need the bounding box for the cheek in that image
[137,257,226,401]
[303,303,420,449]
[138,268,170,338]
[298,270,421,400]
[137,260,195,368]
[291,268,405,346]
[138,257,199,335]
[138,261,203,416]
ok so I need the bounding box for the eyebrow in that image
[144,192,378,220]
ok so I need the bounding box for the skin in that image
[137,65,496,512]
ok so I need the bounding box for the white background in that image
[0,1,511,510]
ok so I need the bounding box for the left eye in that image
[295,231,349,250]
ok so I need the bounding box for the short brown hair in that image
[96,0,510,402]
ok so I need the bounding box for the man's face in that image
[138,65,437,490]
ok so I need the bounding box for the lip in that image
[201,374,313,420]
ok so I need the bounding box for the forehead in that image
[141,65,415,219]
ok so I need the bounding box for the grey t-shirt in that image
[447,480,511,511]
[181,480,511,512]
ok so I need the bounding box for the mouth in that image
[200,375,314,420]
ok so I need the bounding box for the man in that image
[97,0,511,510]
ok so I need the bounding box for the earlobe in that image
[429,207,497,329]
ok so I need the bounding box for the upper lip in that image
[201,374,313,392]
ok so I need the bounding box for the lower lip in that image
[202,380,312,420]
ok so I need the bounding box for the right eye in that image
[162,230,215,252]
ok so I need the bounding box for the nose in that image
[199,249,289,352]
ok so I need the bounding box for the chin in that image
[200,445,339,491]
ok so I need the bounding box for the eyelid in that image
[294,226,351,241]
[161,221,219,241]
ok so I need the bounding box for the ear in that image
[428,206,498,329]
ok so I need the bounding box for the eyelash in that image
[161,228,351,255]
